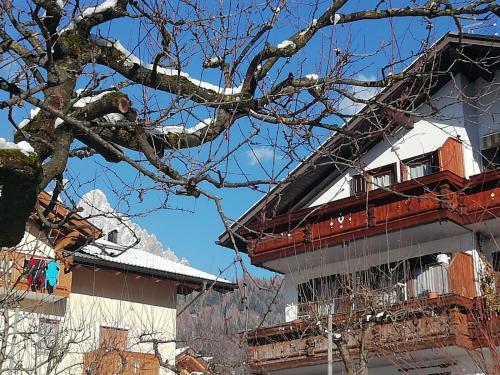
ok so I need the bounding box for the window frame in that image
[37,316,61,353]
[366,163,397,191]
[401,152,439,181]
[350,174,367,196]
[481,132,500,171]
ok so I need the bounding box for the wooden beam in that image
[383,108,414,129]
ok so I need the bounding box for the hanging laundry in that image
[24,258,46,292]
[45,261,60,294]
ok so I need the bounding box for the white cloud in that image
[246,147,275,166]
[338,73,379,116]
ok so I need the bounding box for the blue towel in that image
[45,261,60,291]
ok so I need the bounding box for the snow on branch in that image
[149,118,215,136]
[59,0,119,33]
[73,90,116,108]
[18,107,41,129]
[90,35,243,96]
[0,137,36,155]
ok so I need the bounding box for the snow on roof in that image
[79,238,234,287]
[175,347,189,356]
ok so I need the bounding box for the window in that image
[368,164,396,190]
[409,159,432,178]
[372,171,392,188]
[481,132,500,170]
[402,153,439,180]
[38,317,60,352]
[99,326,128,351]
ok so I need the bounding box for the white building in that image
[219,33,500,375]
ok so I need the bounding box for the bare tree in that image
[1,2,499,374]
[1,0,498,248]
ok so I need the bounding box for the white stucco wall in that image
[57,267,177,374]
[308,73,500,207]
[15,230,54,259]
[0,265,177,374]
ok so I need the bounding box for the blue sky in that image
[1,1,498,281]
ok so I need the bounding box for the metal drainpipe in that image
[328,313,333,375]
[8,307,19,375]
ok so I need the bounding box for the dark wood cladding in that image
[83,350,159,375]
[246,170,500,265]
[448,252,475,298]
[247,296,498,373]
[0,250,72,299]
[439,137,465,177]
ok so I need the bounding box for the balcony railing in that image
[244,170,500,265]
[247,295,497,373]
[83,349,160,375]
[296,250,478,320]
[298,284,410,319]
[0,250,71,300]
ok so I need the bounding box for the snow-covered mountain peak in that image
[78,189,187,264]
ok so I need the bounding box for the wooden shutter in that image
[99,326,128,351]
[448,252,475,298]
[438,137,464,177]
[350,174,366,195]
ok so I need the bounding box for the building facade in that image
[220,33,500,374]
[0,194,235,374]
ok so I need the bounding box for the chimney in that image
[107,229,118,244]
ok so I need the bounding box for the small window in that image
[402,153,439,180]
[38,317,60,352]
[481,132,500,170]
[350,174,366,196]
[99,326,128,351]
[368,164,396,190]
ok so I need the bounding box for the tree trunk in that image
[0,150,41,247]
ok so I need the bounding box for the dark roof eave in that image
[73,253,237,293]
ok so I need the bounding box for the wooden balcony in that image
[247,295,499,373]
[83,349,160,375]
[0,250,72,301]
[244,170,500,265]
[297,251,477,319]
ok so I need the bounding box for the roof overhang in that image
[72,252,237,294]
[29,191,102,251]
